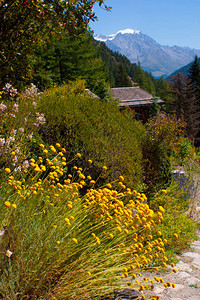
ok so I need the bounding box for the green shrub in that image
[142,114,193,195]
[37,80,146,190]
[149,184,197,257]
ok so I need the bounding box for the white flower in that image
[10,129,17,136]
[0,102,7,111]
[0,138,5,147]
[14,166,22,172]
[32,101,37,109]
[6,250,13,257]
[34,112,46,127]
[22,160,29,170]
[26,133,33,140]
[12,103,19,112]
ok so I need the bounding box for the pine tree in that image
[188,56,200,86]
[32,31,106,89]
[169,73,200,143]
[115,63,132,87]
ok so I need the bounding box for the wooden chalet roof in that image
[85,89,99,99]
[109,87,164,108]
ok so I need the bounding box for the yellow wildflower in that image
[173,233,178,239]
[41,165,46,171]
[64,218,71,225]
[34,166,41,172]
[159,206,165,213]
[4,201,11,207]
[72,238,78,244]
[171,262,175,267]
[5,168,11,174]
[162,189,167,194]
[11,204,17,209]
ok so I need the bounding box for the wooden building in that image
[109,86,164,122]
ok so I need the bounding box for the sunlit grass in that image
[0,145,172,299]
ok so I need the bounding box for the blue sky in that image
[90,0,200,49]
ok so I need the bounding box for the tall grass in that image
[0,145,171,299]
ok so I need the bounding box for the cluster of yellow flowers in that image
[2,143,175,299]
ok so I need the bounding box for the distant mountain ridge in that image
[169,57,200,77]
[94,29,200,77]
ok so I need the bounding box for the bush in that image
[0,83,45,178]
[37,80,146,190]
[149,184,197,257]
[142,114,192,195]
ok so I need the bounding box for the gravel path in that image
[141,170,200,299]
[141,231,200,299]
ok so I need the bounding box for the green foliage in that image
[188,55,200,88]
[150,184,197,256]
[0,83,45,176]
[33,32,105,86]
[37,80,145,190]
[169,68,200,145]
[115,63,132,87]
[142,114,189,195]
[0,0,109,89]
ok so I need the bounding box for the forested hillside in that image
[28,30,172,105]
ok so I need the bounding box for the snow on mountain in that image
[94,29,140,42]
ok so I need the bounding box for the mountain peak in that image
[94,28,140,42]
[116,29,140,35]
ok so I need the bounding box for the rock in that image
[114,288,141,299]
[176,261,193,272]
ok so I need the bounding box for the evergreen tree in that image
[188,56,200,86]
[32,31,106,91]
[115,63,132,87]
[169,73,200,143]
[188,55,200,101]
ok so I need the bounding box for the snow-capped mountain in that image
[94,29,200,77]
[95,29,140,42]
